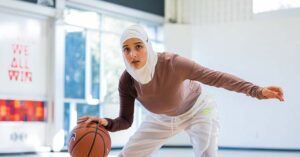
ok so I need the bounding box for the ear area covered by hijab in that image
[120,25,158,84]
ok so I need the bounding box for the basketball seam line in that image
[96,132,107,157]
[87,123,100,157]
[70,131,95,154]
[73,126,109,136]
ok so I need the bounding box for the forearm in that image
[104,116,133,132]
[189,63,265,99]
[202,71,265,99]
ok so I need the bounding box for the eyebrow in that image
[134,42,143,45]
[122,42,143,48]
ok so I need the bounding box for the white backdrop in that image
[191,16,300,149]
[0,12,48,101]
[164,12,300,149]
[0,11,50,152]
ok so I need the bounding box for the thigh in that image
[202,117,219,157]
[119,115,175,157]
[185,101,219,157]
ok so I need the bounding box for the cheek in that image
[141,49,148,60]
[140,50,147,66]
[124,54,131,62]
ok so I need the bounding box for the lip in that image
[131,60,140,64]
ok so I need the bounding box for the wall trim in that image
[67,0,164,24]
[0,0,56,18]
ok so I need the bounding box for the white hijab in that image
[120,25,158,84]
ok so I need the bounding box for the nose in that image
[130,50,138,58]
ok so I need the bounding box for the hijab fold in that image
[120,25,158,84]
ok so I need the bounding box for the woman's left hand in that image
[261,86,284,101]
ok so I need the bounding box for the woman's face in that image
[122,38,147,69]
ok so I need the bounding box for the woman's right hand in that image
[261,86,284,101]
[77,116,109,126]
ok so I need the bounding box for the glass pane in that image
[64,8,101,30]
[152,41,165,53]
[20,0,54,7]
[139,23,156,40]
[76,103,100,119]
[253,0,300,13]
[64,29,86,99]
[63,102,70,145]
[157,26,164,41]
[87,30,101,99]
[102,16,136,34]
[101,33,125,104]
[101,103,119,118]
[63,102,100,146]
[65,25,84,33]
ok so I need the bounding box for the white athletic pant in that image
[118,93,220,157]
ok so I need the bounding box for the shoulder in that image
[158,52,192,63]
[120,70,132,81]
[157,52,179,67]
[119,70,137,96]
[158,52,177,62]
[119,70,134,87]
[158,52,194,68]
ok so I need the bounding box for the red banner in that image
[0,99,46,121]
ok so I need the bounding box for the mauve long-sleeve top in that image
[104,52,264,132]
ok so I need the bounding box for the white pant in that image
[119,93,220,157]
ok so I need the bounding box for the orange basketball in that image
[68,122,111,157]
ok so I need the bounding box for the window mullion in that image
[85,30,91,103]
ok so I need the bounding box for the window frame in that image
[62,5,164,148]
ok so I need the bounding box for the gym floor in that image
[1,148,300,157]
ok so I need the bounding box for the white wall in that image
[164,11,300,149]
[165,0,253,24]
[164,24,192,58]
[0,1,55,152]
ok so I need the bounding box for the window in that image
[63,8,164,147]
[63,8,102,145]
[253,0,300,13]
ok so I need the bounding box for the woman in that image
[78,25,284,157]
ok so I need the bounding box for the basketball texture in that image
[68,122,111,157]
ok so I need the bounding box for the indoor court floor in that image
[1,148,300,157]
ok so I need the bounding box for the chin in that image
[131,64,142,69]
[130,64,138,69]
[134,66,142,69]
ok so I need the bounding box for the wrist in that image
[103,118,110,127]
[258,87,267,99]
[103,120,108,126]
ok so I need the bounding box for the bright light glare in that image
[52,130,65,152]
[253,0,300,13]
[64,9,100,29]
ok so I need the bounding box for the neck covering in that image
[120,25,158,84]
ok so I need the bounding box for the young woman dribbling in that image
[78,25,284,157]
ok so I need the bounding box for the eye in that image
[123,47,129,54]
[136,45,143,49]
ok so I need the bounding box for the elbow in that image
[113,116,133,132]
[122,118,133,129]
